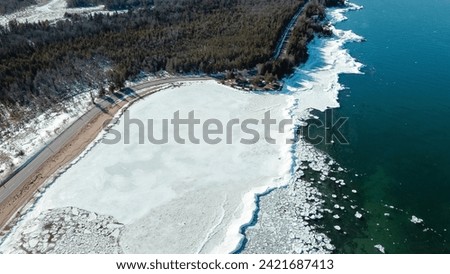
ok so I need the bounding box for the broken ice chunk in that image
[374,244,385,254]
[411,215,423,224]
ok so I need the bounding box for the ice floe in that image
[374,244,385,254]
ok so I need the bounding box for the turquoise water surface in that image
[322,0,450,253]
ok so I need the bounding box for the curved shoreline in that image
[1,80,294,254]
[236,2,365,254]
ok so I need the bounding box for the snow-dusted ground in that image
[0,3,366,254]
[0,92,93,181]
[12,207,124,254]
[0,0,124,27]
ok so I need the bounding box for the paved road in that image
[0,76,212,205]
[273,3,306,60]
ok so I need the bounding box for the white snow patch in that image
[374,244,385,254]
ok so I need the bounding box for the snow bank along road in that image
[0,76,212,229]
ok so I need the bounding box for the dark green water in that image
[321,0,450,253]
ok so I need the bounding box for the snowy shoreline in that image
[0,3,365,254]
[0,91,94,183]
[0,0,124,27]
[235,2,365,253]
[0,80,294,253]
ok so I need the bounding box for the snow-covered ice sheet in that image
[0,0,123,27]
[0,80,294,253]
